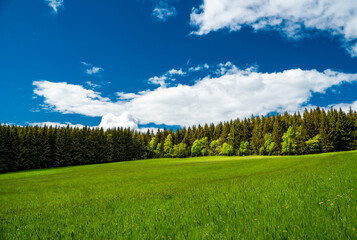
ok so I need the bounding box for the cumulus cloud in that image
[216,62,241,75]
[99,112,138,130]
[98,113,159,132]
[33,80,116,117]
[168,68,185,75]
[45,0,63,13]
[148,75,168,87]
[33,65,357,127]
[152,1,177,22]
[148,68,186,87]
[190,0,357,56]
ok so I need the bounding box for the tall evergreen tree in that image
[272,115,283,154]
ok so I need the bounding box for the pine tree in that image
[335,109,353,151]
[250,117,263,155]
[8,126,23,171]
[272,115,283,154]
[0,125,8,172]
[353,109,357,149]
[38,126,52,168]
[214,123,223,140]
[319,109,333,152]
[220,122,230,142]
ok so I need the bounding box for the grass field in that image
[1,151,357,239]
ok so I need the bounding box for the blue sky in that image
[1,0,357,130]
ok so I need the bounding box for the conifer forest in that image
[1,107,356,173]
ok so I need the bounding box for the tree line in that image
[0,107,356,172]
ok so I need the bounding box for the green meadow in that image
[1,151,357,239]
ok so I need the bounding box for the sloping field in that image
[1,151,357,239]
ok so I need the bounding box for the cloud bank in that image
[190,0,357,56]
[33,65,357,128]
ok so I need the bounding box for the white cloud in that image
[348,43,357,57]
[152,1,177,22]
[189,66,201,72]
[190,0,357,56]
[216,62,241,75]
[29,114,158,132]
[148,68,185,87]
[86,81,101,89]
[33,63,357,126]
[132,68,357,126]
[168,68,185,75]
[30,122,85,129]
[45,0,63,13]
[33,80,116,117]
[81,62,104,75]
[148,75,168,87]
[86,66,103,75]
[33,65,357,127]
[80,61,90,66]
[189,63,210,72]
[99,112,138,130]
[138,127,159,134]
[328,100,357,113]
[116,92,140,100]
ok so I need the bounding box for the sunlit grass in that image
[1,151,357,239]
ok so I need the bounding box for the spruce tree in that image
[272,115,283,154]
